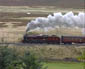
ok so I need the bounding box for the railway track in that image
[0,43,85,46]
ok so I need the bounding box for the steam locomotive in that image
[22,34,85,44]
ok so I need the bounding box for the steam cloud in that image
[26,12,85,35]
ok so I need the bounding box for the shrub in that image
[0,46,46,69]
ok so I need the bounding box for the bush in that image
[0,46,46,69]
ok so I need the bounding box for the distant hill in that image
[0,0,84,8]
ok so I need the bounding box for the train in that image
[22,34,85,44]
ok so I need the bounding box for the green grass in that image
[44,62,84,69]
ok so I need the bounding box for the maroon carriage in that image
[61,36,85,44]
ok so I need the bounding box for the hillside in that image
[0,0,84,8]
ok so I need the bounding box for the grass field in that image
[45,62,84,69]
[0,45,84,61]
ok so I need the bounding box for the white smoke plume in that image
[26,11,85,35]
[82,28,85,35]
